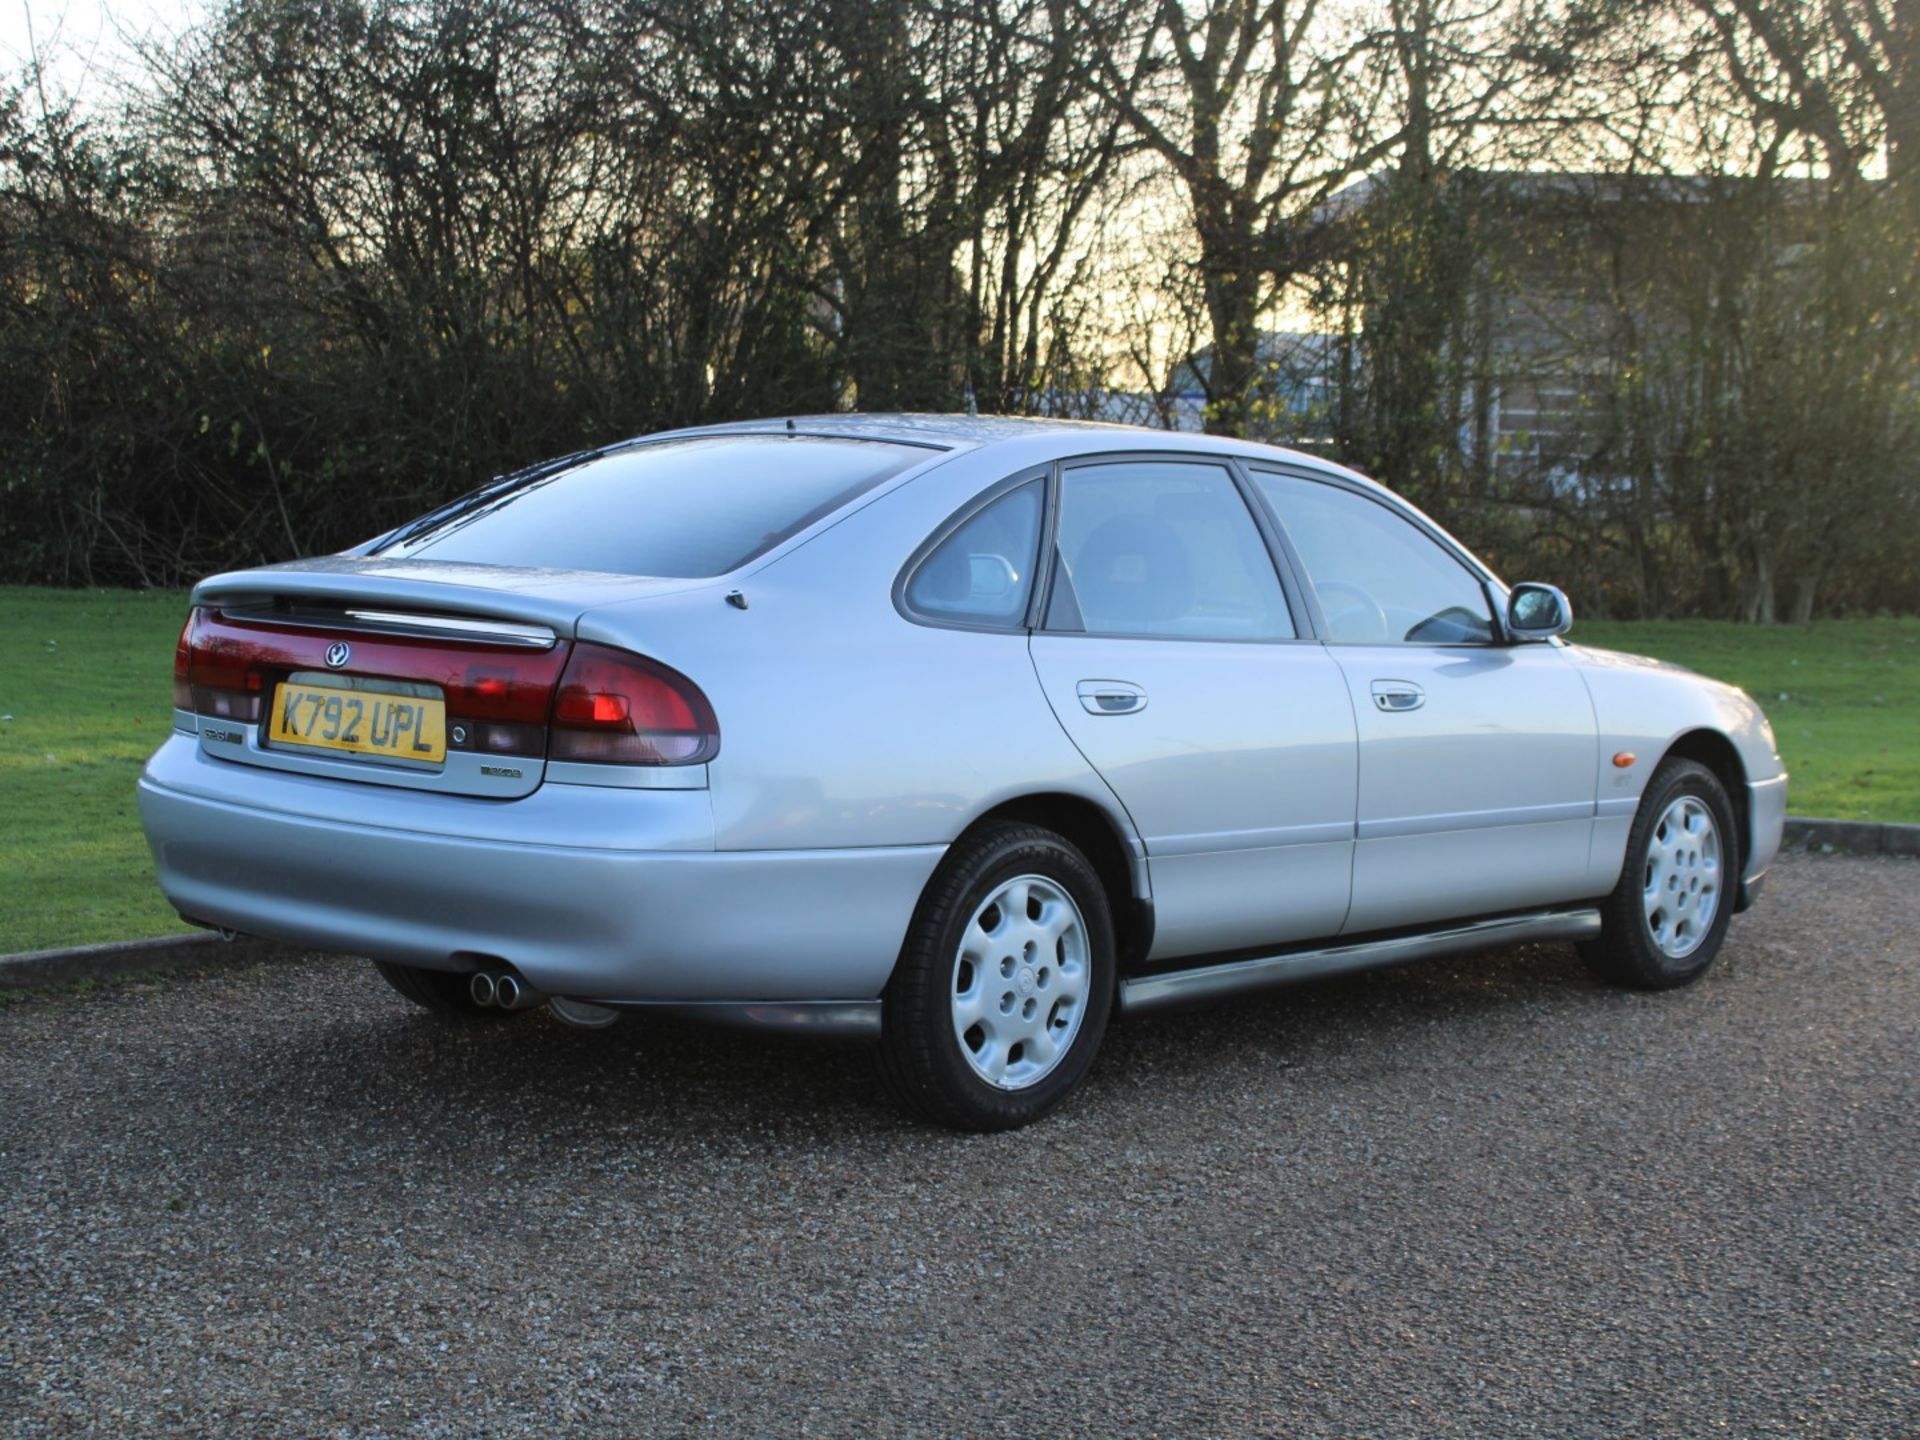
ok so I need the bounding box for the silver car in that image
[139,415,1787,1129]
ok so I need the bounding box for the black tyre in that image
[880,822,1116,1131]
[1580,757,1739,990]
[372,960,512,1018]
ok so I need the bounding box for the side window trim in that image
[1027,460,1067,631]
[1222,457,1319,641]
[1242,464,1502,648]
[893,467,1049,633]
[1035,450,1315,645]
[1231,462,1332,641]
[1245,462,1501,585]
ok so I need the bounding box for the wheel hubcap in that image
[951,874,1089,1090]
[1642,796,1722,960]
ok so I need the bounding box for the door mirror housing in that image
[1506,583,1573,641]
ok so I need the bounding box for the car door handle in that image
[1076,680,1147,716]
[1370,679,1425,712]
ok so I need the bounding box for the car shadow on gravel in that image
[221,936,1642,1146]
[255,995,902,1144]
[1099,937,1617,1080]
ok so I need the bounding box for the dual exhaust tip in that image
[469,969,541,1011]
[467,967,619,1028]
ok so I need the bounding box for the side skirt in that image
[1118,908,1603,1016]
[596,910,1602,1038]
[606,999,883,1039]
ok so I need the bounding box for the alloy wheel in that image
[1642,795,1722,960]
[949,874,1090,1090]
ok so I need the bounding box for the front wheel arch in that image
[1582,756,1739,990]
[1656,728,1749,879]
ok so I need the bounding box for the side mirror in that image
[1507,582,1573,641]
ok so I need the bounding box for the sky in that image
[1,0,207,97]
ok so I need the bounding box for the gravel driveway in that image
[3,851,1916,1438]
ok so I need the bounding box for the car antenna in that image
[785,417,795,433]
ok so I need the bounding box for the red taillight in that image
[175,613,709,769]
[172,611,195,711]
[550,644,718,766]
[178,606,265,723]
[178,611,571,753]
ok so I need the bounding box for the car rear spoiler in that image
[190,558,704,640]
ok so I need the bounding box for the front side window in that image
[1046,461,1294,640]
[903,480,1044,626]
[1251,473,1494,644]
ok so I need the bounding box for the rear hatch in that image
[172,431,937,797]
[178,561,702,798]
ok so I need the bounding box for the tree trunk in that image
[1741,552,1776,624]
[1884,7,1919,214]
[1790,573,1818,624]
[1201,248,1262,437]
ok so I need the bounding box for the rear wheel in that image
[880,822,1116,1131]
[372,960,512,1019]
[1581,758,1738,990]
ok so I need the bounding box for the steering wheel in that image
[1315,580,1391,643]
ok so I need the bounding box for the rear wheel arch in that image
[880,819,1120,1128]
[959,793,1150,968]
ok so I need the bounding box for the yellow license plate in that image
[270,679,446,763]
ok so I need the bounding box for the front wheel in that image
[879,823,1116,1131]
[1581,758,1739,990]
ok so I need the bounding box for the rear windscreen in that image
[375,434,931,577]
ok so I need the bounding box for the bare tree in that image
[1068,0,1397,435]
[1,0,1916,614]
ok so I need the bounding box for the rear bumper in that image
[1739,773,1788,912]
[137,736,941,1002]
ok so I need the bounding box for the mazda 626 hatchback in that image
[140,415,1786,1129]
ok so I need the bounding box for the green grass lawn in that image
[1,587,194,952]
[0,588,1914,954]
[1577,618,1920,824]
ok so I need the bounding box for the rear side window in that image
[1046,461,1295,640]
[377,435,927,578]
[902,480,1044,627]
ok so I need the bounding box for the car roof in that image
[657,411,1150,449]
[671,413,1500,593]
[646,411,1374,484]
[602,412,1510,586]
[633,408,1421,519]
